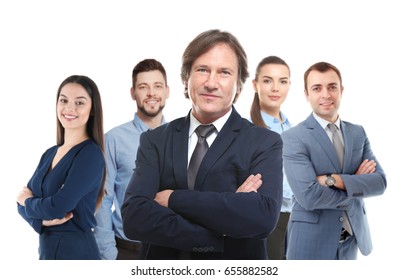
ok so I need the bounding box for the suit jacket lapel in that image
[172,114,190,189]
[340,121,350,171]
[194,108,242,190]
[306,114,342,171]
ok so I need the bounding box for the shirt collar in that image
[132,112,166,131]
[189,108,232,137]
[312,112,341,130]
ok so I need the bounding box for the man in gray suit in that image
[282,62,386,260]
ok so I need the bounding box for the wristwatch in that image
[325,174,336,187]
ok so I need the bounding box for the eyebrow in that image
[59,94,88,100]
[262,75,289,80]
[137,81,165,86]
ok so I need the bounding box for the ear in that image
[304,89,309,101]
[252,79,258,93]
[130,87,136,101]
[165,86,170,100]
[183,81,189,99]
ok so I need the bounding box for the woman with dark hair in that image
[250,56,293,260]
[17,75,105,259]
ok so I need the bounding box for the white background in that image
[1,0,407,278]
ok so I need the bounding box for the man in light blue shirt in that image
[94,59,169,259]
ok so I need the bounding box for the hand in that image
[236,173,263,193]
[16,187,34,206]
[355,159,376,175]
[154,189,174,208]
[42,212,73,226]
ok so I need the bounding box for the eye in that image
[75,101,84,106]
[312,86,321,92]
[59,98,68,103]
[221,70,231,76]
[280,80,288,85]
[262,79,272,84]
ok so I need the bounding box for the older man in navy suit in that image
[282,62,387,260]
[121,30,283,260]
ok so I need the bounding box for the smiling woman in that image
[16,75,106,260]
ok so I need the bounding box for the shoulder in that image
[146,117,184,136]
[105,120,134,136]
[78,140,104,161]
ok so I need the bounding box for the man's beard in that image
[138,104,165,118]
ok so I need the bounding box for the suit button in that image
[339,216,344,222]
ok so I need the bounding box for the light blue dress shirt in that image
[94,113,166,259]
[260,111,293,213]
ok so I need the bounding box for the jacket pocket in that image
[290,210,320,224]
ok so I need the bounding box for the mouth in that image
[145,99,160,105]
[320,101,333,106]
[269,95,280,101]
[63,114,78,120]
[200,93,219,99]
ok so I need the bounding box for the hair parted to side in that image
[132,58,168,88]
[180,29,249,103]
[55,75,106,210]
[304,61,342,91]
[250,56,290,128]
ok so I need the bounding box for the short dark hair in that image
[180,29,249,103]
[132,59,168,88]
[304,61,342,91]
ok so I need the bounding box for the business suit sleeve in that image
[282,129,351,210]
[169,131,283,239]
[282,125,386,211]
[340,126,387,198]
[121,132,225,252]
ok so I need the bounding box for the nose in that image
[271,83,279,92]
[65,101,75,111]
[321,88,330,97]
[204,72,218,90]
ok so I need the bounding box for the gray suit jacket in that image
[282,113,386,259]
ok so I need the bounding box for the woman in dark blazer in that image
[17,75,106,260]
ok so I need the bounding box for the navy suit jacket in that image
[121,108,283,259]
[282,113,387,259]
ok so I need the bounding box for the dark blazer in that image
[122,108,283,259]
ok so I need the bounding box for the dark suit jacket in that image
[121,108,283,259]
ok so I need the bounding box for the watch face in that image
[326,176,336,186]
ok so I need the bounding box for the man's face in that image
[186,43,240,124]
[305,69,343,122]
[131,70,169,118]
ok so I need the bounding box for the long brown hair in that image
[56,75,106,210]
[250,56,290,128]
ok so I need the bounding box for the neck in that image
[261,106,281,122]
[63,129,89,147]
[138,112,163,129]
